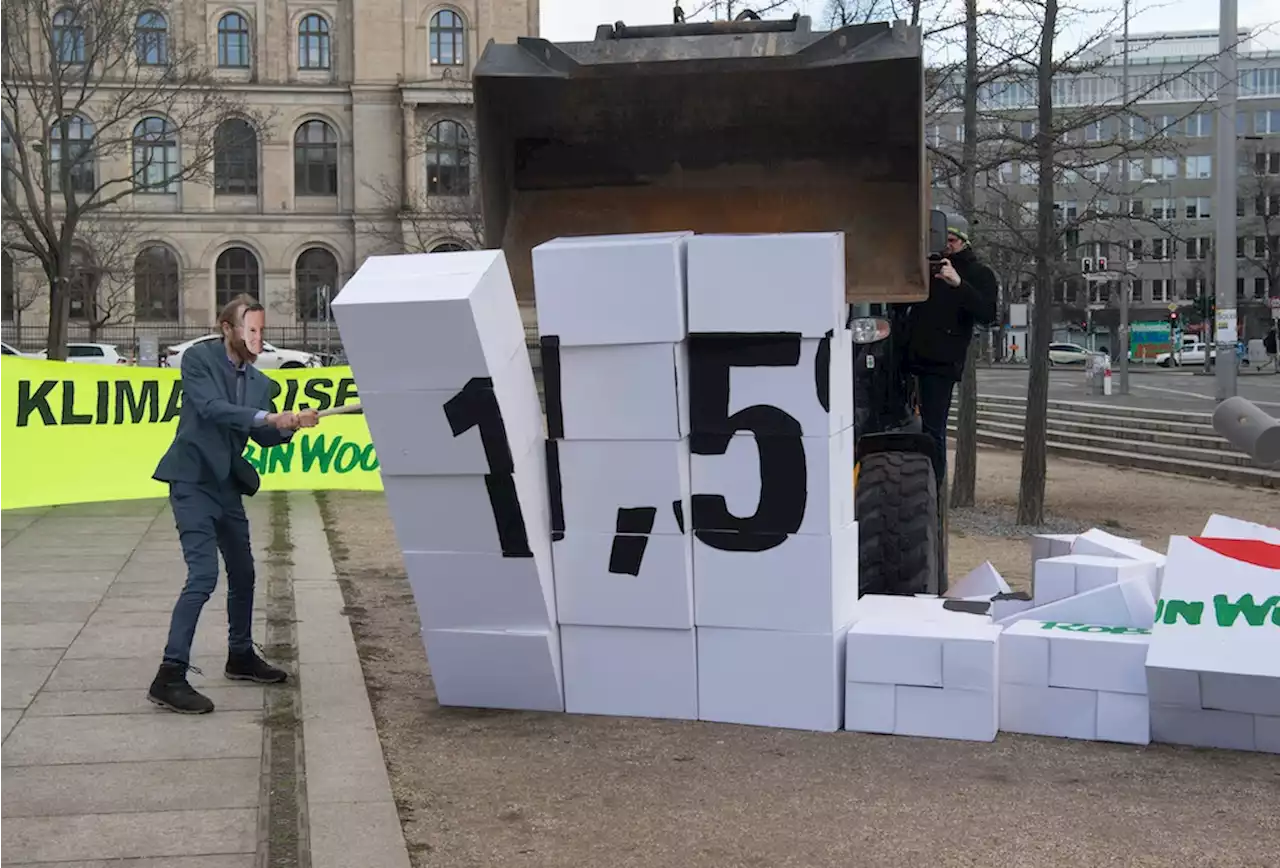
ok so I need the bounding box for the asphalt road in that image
[976,365,1280,413]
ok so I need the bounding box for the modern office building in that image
[927,29,1280,348]
[2,1,539,342]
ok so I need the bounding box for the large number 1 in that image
[443,377,534,558]
[687,333,809,553]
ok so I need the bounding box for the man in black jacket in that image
[905,223,999,487]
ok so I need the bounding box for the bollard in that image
[1103,359,1113,397]
[1212,396,1280,467]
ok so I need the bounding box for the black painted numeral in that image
[443,377,533,558]
[608,507,657,576]
[687,333,808,553]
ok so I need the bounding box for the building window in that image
[293,120,338,196]
[1257,277,1269,299]
[1150,157,1177,179]
[1184,113,1213,137]
[1184,196,1211,220]
[1187,278,1207,300]
[134,245,180,321]
[430,241,468,253]
[50,115,96,194]
[1257,152,1280,175]
[132,117,178,193]
[298,14,331,69]
[1185,237,1209,260]
[1184,155,1211,179]
[2,252,14,322]
[215,247,260,310]
[429,10,465,66]
[425,119,470,195]
[1151,238,1172,261]
[1150,278,1171,304]
[1257,110,1280,135]
[217,12,251,68]
[135,10,169,65]
[53,8,86,64]
[214,119,258,194]
[67,250,98,321]
[296,247,338,320]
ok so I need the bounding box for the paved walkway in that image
[1,491,410,868]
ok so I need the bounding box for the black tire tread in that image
[856,451,939,596]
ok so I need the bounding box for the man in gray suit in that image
[148,294,318,714]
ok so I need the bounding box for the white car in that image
[161,334,320,369]
[1047,342,1102,365]
[1156,342,1213,367]
[35,342,132,365]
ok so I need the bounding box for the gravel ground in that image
[318,451,1280,868]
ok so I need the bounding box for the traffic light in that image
[1169,310,1180,327]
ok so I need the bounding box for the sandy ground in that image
[319,450,1280,868]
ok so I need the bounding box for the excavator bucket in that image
[473,15,929,306]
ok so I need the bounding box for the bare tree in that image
[358,115,483,255]
[1240,142,1280,303]
[1,0,263,359]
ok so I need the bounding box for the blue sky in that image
[540,1,1280,49]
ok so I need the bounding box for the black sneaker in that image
[225,648,288,684]
[148,662,215,714]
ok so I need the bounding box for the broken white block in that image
[1030,533,1077,575]
[1034,554,1159,604]
[1201,514,1280,545]
[946,561,1011,599]
[997,577,1156,630]
[1071,529,1167,594]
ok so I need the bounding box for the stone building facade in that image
[2,1,539,340]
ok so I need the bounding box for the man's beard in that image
[229,333,258,364]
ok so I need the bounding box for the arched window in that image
[295,247,338,321]
[294,120,337,196]
[53,8,86,64]
[215,246,260,310]
[214,119,258,194]
[132,117,178,193]
[135,10,169,65]
[2,252,15,322]
[134,245,180,321]
[217,12,251,68]
[298,14,331,69]
[67,248,98,321]
[429,10,465,66]
[430,241,467,253]
[50,115,95,194]
[425,120,469,195]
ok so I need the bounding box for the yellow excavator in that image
[473,12,951,594]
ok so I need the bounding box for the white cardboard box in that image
[1201,514,1280,545]
[693,520,858,633]
[422,627,564,712]
[551,531,694,629]
[697,625,847,732]
[358,343,544,478]
[560,625,698,720]
[1031,533,1077,564]
[690,427,854,538]
[405,549,556,633]
[546,341,688,441]
[1000,683,1099,740]
[686,233,845,337]
[381,436,552,558]
[684,330,853,438]
[532,232,690,347]
[555,439,690,537]
[1033,555,1159,605]
[947,562,1011,600]
[331,249,527,393]
[1071,529,1166,594]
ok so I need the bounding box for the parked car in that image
[1047,342,1102,365]
[35,343,131,365]
[161,334,321,369]
[1156,342,1250,369]
[1,340,30,357]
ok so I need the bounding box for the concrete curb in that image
[287,492,411,868]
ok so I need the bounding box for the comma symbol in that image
[607,507,657,576]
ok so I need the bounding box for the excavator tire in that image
[856,450,938,596]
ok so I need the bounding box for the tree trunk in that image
[950,0,982,510]
[1016,0,1059,527]
[44,267,70,362]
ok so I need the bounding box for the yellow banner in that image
[1,357,382,510]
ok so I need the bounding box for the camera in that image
[928,253,944,275]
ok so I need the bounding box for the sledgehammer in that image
[297,403,363,419]
[1213,397,1280,467]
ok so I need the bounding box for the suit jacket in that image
[153,338,291,495]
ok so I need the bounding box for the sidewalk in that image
[1,492,410,868]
